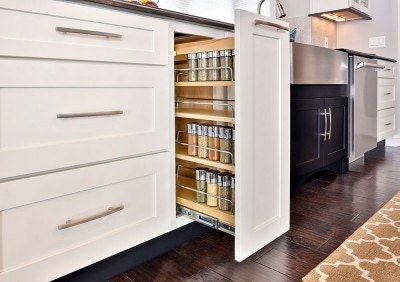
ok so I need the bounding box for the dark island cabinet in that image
[291,96,348,183]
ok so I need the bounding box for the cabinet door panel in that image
[291,98,324,177]
[235,9,290,261]
[324,97,348,164]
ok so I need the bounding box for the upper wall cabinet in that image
[310,0,372,22]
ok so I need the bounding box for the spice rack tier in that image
[174,36,235,234]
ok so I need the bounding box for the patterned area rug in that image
[303,192,400,282]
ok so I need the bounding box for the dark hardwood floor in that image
[110,144,400,282]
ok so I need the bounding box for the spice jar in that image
[188,53,198,82]
[218,172,231,211]
[197,124,209,158]
[197,52,208,81]
[206,170,219,206]
[220,50,233,81]
[207,51,220,81]
[230,175,235,214]
[187,122,199,156]
[196,167,208,203]
[219,126,233,164]
[208,125,220,161]
[232,49,235,80]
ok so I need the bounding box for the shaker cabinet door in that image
[234,10,290,261]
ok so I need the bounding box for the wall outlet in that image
[369,36,386,48]
[324,37,329,48]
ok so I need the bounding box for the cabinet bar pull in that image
[58,205,124,230]
[254,20,289,31]
[320,109,327,141]
[384,92,392,95]
[327,108,332,140]
[57,110,123,119]
[56,27,122,39]
[385,122,392,126]
[356,62,385,70]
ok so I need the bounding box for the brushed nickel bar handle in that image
[327,108,332,140]
[58,205,124,230]
[384,92,392,95]
[385,122,393,126]
[56,27,122,39]
[356,62,385,70]
[57,110,123,119]
[320,109,327,141]
[254,19,289,31]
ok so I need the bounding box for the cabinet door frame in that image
[234,9,290,261]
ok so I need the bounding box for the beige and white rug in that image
[303,192,400,282]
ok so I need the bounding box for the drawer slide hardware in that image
[57,110,123,119]
[56,27,122,39]
[176,205,235,235]
[58,205,124,230]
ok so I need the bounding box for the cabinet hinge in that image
[176,205,235,235]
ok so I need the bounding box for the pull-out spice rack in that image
[174,36,236,234]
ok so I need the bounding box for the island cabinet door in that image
[234,10,290,261]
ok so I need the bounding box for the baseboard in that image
[52,222,211,282]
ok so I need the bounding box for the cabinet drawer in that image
[377,61,395,78]
[0,8,168,65]
[0,78,169,179]
[377,79,396,110]
[0,153,170,280]
[377,108,396,142]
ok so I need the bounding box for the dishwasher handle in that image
[356,62,386,70]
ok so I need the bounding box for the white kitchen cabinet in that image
[310,0,371,20]
[0,1,171,281]
[173,9,290,261]
[377,60,396,141]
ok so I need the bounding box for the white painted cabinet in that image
[173,9,290,261]
[310,0,372,18]
[0,1,171,281]
[377,60,396,141]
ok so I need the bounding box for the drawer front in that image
[0,8,168,65]
[377,79,396,110]
[0,66,169,179]
[0,153,171,280]
[377,61,395,78]
[377,108,396,142]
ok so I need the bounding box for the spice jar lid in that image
[219,126,233,139]
[188,53,197,60]
[197,52,208,59]
[206,170,219,184]
[230,175,235,189]
[207,51,220,58]
[197,124,209,136]
[208,125,219,137]
[219,50,232,57]
[187,122,199,134]
[195,167,208,181]
[218,172,231,187]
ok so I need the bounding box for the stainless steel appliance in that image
[348,55,385,162]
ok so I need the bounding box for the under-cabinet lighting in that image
[320,13,346,22]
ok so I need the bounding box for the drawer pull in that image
[384,92,392,95]
[58,205,124,230]
[56,27,122,39]
[385,122,393,126]
[57,110,123,119]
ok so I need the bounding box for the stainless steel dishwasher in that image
[348,55,385,162]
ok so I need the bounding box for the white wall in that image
[337,0,397,59]
[158,0,273,23]
[279,0,309,18]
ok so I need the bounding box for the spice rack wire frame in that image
[175,66,234,82]
[176,175,235,227]
[176,131,235,164]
